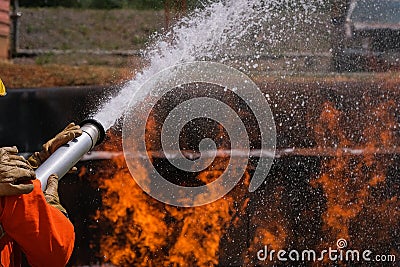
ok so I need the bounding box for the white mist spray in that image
[93,0,322,130]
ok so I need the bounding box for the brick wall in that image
[0,0,9,59]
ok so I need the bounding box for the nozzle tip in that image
[79,118,106,146]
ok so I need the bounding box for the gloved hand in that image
[28,122,82,168]
[0,146,36,196]
[43,174,67,215]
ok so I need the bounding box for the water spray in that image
[35,119,106,191]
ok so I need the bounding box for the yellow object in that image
[0,79,6,96]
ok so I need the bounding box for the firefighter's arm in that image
[0,179,75,267]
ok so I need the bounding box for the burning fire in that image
[85,114,252,266]
[80,94,399,266]
[310,100,400,262]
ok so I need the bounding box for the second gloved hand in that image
[28,122,82,168]
[43,174,67,215]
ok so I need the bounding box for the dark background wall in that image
[0,86,112,152]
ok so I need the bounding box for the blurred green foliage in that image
[17,0,220,10]
[18,0,328,10]
[19,0,165,9]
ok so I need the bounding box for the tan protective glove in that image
[0,146,36,196]
[28,122,82,168]
[43,174,67,215]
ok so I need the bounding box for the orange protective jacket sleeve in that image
[0,179,75,267]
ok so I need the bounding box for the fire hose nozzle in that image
[35,119,106,191]
[79,119,106,149]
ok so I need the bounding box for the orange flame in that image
[87,114,252,266]
[311,100,400,262]
[80,93,400,266]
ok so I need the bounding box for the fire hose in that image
[35,119,105,191]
